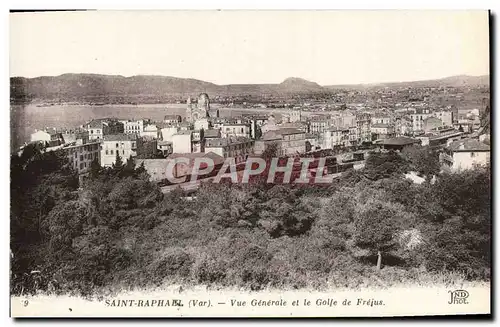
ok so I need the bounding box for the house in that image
[203,129,221,139]
[157,140,173,156]
[205,137,254,164]
[441,138,490,171]
[323,128,349,149]
[163,115,182,125]
[172,130,193,154]
[220,122,251,138]
[85,119,125,140]
[45,139,101,183]
[30,128,64,145]
[308,117,330,134]
[141,124,160,139]
[100,134,141,167]
[254,128,306,157]
[370,124,396,140]
[423,117,444,133]
[167,152,225,179]
[121,119,148,135]
[374,137,420,151]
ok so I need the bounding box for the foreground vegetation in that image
[10,145,490,296]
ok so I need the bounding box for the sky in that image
[9,10,490,85]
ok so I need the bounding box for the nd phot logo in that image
[448,290,469,304]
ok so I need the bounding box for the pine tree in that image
[112,151,124,173]
[89,158,101,179]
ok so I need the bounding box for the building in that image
[220,122,252,138]
[356,114,372,143]
[374,137,420,151]
[370,124,396,140]
[30,128,64,145]
[45,138,101,183]
[308,117,330,134]
[160,126,180,142]
[186,93,219,122]
[255,128,306,157]
[122,119,145,134]
[395,117,413,136]
[172,130,193,154]
[85,119,125,140]
[423,117,444,133]
[60,128,89,144]
[203,129,221,139]
[410,110,453,133]
[141,124,160,139]
[416,128,463,148]
[441,138,490,171]
[323,128,350,149]
[371,115,393,125]
[164,115,182,124]
[167,152,225,179]
[100,134,141,167]
[285,110,302,123]
[205,137,255,163]
[157,140,173,156]
[305,133,320,152]
[192,130,204,153]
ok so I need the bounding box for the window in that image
[111,150,114,155]
[116,143,119,148]
[80,163,84,170]
[91,130,94,134]
[106,150,108,155]
[123,150,125,155]
[84,162,87,168]
[470,152,476,158]
[80,155,83,161]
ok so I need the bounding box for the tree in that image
[112,152,124,173]
[89,158,101,180]
[363,150,409,180]
[401,145,440,178]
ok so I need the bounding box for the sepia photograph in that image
[9,9,491,317]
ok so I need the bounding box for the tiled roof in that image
[379,137,420,146]
[204,129,221,138]
[168,152,225,165]
[205,137,253,147]
[448,138,490,152]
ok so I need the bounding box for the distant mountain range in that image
[325,74,490,90]
[10,73,489,102]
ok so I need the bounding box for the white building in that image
[220,123,251,138]
[160,126,180,142]
[100,134,140,167]
[441,138,490,171]
[141,124,160,139]
[205,137,254,163]
[323,128,350,149]
[172,130,193,154]
[123,120,145,134]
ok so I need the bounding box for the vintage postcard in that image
[9,10,491,318]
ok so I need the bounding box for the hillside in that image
[325,74,490,90]
[10,74,329,103]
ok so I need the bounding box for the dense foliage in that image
[10,146,490,295]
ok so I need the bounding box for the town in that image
[22,84,491,192]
